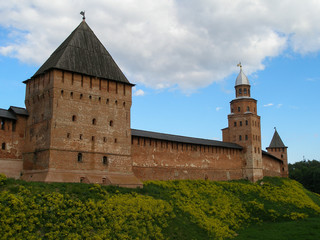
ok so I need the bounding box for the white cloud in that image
[276,104,283,108]
[1,1,320,92]
[216,107,222,111]
[264,103,274,107]
[133,89,145,96]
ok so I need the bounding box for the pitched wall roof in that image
[32,21,131,85]
[268,129,286,148]
[131,129,243,149]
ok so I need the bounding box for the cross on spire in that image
[237,62,242,70]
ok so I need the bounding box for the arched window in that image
[61,90,64,96]
[247,106,250,111]
[239,88,242,94]
[80,94,83,99]
[244,88,247,94]
[238,107,241,112]
[109,120,113,127]
[115,100,118,105]
[102,156,108,165]
[92,118,96,125]
[78,153,83,162]
[245,120,248,125]
[1,142,5,150]
[72,115,76,122]
[106,99,109,104]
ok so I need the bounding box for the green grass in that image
[234,217,320,240]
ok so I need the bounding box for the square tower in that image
[222,65,263,182]
[22,20,141,187]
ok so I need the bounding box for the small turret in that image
[266,128,288,177]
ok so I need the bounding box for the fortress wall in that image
[132,136,245,181]
[262,154,282,177]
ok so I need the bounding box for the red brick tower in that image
[266,128,288,177]
[222,64,263,181]
[21,19,141,187]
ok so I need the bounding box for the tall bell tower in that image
[222,64,263,181]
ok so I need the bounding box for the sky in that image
[0,0,320,163]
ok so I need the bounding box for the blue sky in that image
[1,1,320,163]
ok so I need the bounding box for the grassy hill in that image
[0,174,319,239]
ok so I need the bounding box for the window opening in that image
[92,118,96,125]
[78,153,83,162]
[72,115,76,122]
[1,142,5,150]
[109,120,113,127]
[102,156,108,165]
[1,120,5,130]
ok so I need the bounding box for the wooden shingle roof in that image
[32,21,131,84]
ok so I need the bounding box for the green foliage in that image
[289,159,320,194]
[0,174,6,186]
[0,176,319,239]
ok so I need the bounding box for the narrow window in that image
[102,156,108,165]
[92,136,95,141]
[247,106,250,111]
[245,120,248,125]
[80,134,83,140]
[244,88,247,94]
[110,120,113,127]
[72,115,76,122]
[1,142,5,150]
[92,118,96,125]
[238,107,241,112]
[89,95,92,100]
[98,97,101,102]
[78,153,83,162]
[61,90,64,96]
[80,94,83,99]
[1,119,5,130]
[103,137,107,142]
[115,100,118,105]
[239,135,242,141]
[245,135,248,140]
[234,122,237,127]
[114,138,117,143]
[240,121,242,126]
[70,92,73,98]
[123,102,126,107]
[106,99,109,104]
[239,88,242,94]
[67,133,70,138]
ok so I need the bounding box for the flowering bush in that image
[0,177,319,239]
[0,174,6,186]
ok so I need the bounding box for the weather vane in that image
[237,62,242,69]
[80,11,85,21]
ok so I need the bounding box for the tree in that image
[288,159,320,194]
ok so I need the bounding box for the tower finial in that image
[80,11,85,21]
[237,62,242,70]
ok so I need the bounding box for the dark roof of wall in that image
[9,106,28,116]
[0,106,28,120]
[268,129,286,148]
[131,129,243,149]
[0,109,16,120]
[32,20,131,85]
[262,150,283,163]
